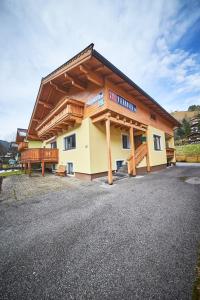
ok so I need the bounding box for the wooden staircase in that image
[127,143,148,175]
[135,143,147,166]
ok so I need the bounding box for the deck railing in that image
[127,143,147,174]
[36,99,84,138]
[21,148,58,162]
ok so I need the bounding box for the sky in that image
[0,0,200,141]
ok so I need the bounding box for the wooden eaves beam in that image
[50,81,67,94]
[38,100,53,110]
[92,113,147,132]
[33,118,40,124]
[93,64,105,72]
[28,134,41,140]
[64,73,86,90]
[79,65,104,87]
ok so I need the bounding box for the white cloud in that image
[0,0,200,140]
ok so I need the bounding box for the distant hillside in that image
[0,140,10,156]
[171,110,199,122]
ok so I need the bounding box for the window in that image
[64,134,76,150]
[150,113,156,121]
[116,160,124,171]
[67,162,74,175]
[122,134,130,149]
[51,141,57,149]
[153,135,161,150]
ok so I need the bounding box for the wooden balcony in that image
[20,148,58,163]
[36,98,84,139]
[18,142,28,152]
[166,147,175,158]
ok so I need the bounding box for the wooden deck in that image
[166,147,175,159]
[20,148,58,163]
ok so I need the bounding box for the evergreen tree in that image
[188,105,200,111]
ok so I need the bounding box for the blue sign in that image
[86,92,104,106]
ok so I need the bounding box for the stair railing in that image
[127,143,148,174]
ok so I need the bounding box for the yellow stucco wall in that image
[27,121,170,174]
[167,136,175,148]
[27,140,42,148]
[55,118,91,173]
[147,126,167,166]
[89,119,141,173]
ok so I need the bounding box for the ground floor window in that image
[122,134,130,149]
[116,160,124,171]
[67,162,74,175]
[153,135,161,150]
[64,134,76,150]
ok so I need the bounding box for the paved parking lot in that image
[0,164,200,299]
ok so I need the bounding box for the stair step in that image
[117,164,128,174]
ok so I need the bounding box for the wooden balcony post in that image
[24,163,27,174]
[145,129,151,172]
[42,160,45,177]
[105,118,113,185]
[129,127,136,176]
[28,162,31,177]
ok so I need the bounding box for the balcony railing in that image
[36,98,84,138]
[21,148,58,163]
[18,142,28,152]
[166,147,175,158]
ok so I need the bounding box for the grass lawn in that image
[176,144,200,156]
[0,170,25,177]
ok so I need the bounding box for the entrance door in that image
[67,162,74,175]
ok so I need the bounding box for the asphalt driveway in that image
[0,164,200,299]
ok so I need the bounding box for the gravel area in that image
[0,173,93,202]
[0,164,200,299]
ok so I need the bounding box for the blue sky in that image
[0,0,200,140]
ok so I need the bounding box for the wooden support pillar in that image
[145,129,151,172]
[105,118,113,185]
[130,127,136,176]
[42,160,45,177]
[28,162,31,177]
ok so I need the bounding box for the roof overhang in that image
[27,43,180,139]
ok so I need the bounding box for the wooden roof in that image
[27,43,179,139]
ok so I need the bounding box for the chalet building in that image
[16,44,179,184]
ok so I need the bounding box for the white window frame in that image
[121,133,130,150]
[153,134,162,151]
[67,162,74,176]
[64,134,76,151]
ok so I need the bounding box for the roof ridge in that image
[42,43,94,81]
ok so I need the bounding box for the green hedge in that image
[176,144,200,155]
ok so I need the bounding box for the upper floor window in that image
[150,113,156,121]
[64,134,76,150]
[122,134,130,149]
[153,135,161,151]
[51,141,57,149]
